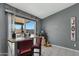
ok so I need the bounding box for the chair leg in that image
[39,48,41,56]
[31,48,34,56]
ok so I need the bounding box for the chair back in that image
[36,37,42,46]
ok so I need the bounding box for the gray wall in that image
[42,3,79,50]
[0,4,8,55]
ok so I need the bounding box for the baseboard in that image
[0,53,8,56]
[52,44,79,53]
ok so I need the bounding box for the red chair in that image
[17,39,33,56]
[32,37,42,56]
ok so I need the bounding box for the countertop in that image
[8,36,39,43]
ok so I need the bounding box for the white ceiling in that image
[8,3,75,19]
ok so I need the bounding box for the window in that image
[26,21,36,30]
[15,24,22,29]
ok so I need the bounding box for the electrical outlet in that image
[74,43,76,47]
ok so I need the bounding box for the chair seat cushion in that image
[19,48,31,54]
[32,45,40,48]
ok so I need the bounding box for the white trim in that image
[52,44,79,53]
